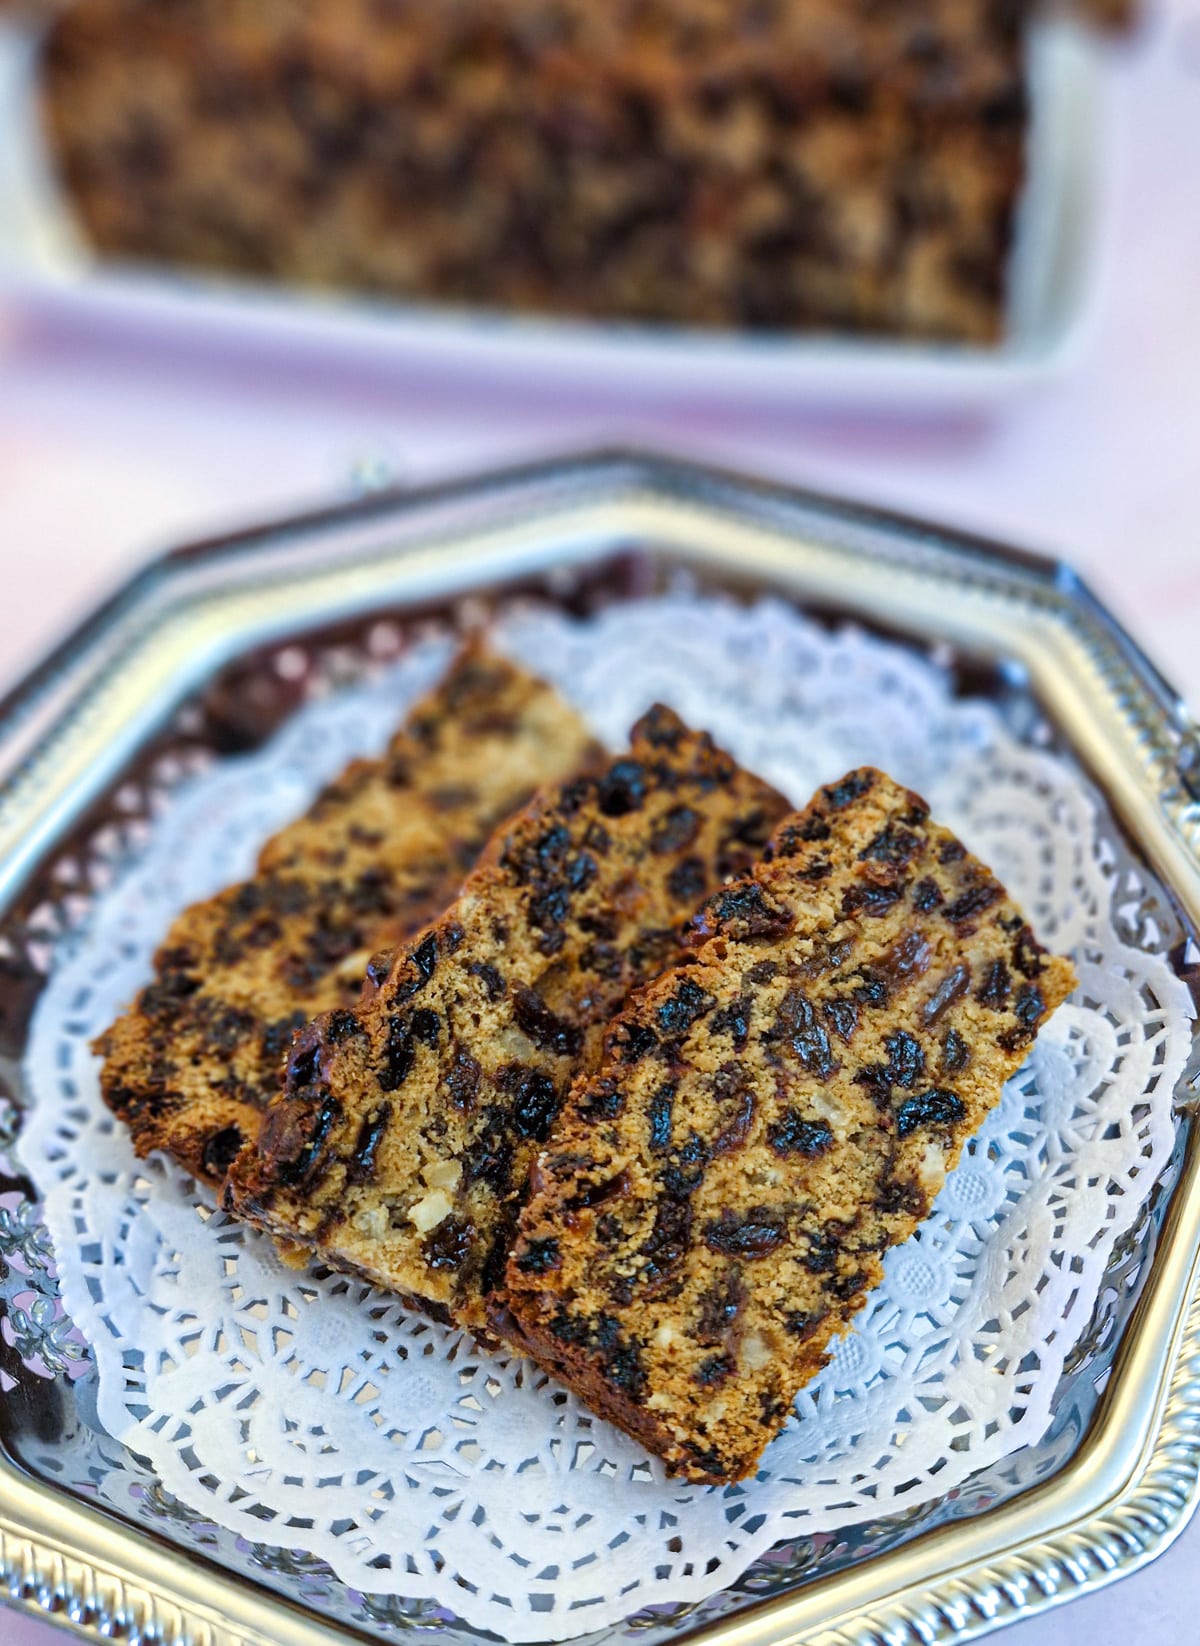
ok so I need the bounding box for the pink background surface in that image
[3,3,1200,1642]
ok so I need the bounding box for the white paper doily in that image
[19,596,1194,1641]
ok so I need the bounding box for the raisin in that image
[657,979,714,1035]
[912,877,943,912]
[859,822,922,867]
[380,1017,415,1091]
[941,1028,971,1073]
[662,1132,709,1196]
[634,704,685,748]
[620,1022,659,1063]
[648,1083,675,1151]
[580,941,623,978]
[598,759,648,816]
[410,1008,441,1047]
[287,1036,321,1091]
[604,1339,645,1398]
[746,960,779,984]
[695,882,793,941]
[768,1111,834,1157]
[201,1002,257,1051]
[640,1198,693,1278]
[841,880,905,919]
[512,985,583,1058]
[939,839,967,865]
[944,881,1002,925]
[877,931,933,985]
[534,822,571,868]
[322,1008,366,1046]
[884,1030,925,1088]
[139,972,200,1017]
[1013,980,1046,1027]
[853,972,890,1007]
[549,1308,593,1347]
[446,1048,481,1110]
[797,858,831,882]
[651,804,701,854]
[771,988,835,1080]
[463,1113,514,1192]
[804,1230,838,1273]
[1011,925,1045,978]
[783,1310,820,1340]
[831,1270,869,1301]
[261,1009,308,1063]
[529,884,571,938]
[515,1237,561,1275]
[895,1088,966,1137]
[261,1090,341,1188]
[468,961,505,1001]
[667,856,709,903]
[697,1270,745,1345]
[975,959,1012,1009]
[682,1441,728,1478]
[400,933,439,998]
[423,1216,473,1272]
[580,909,618,941]
[704,1211,786,1257]
[347,1102,391,1184]
[712,1071,756,1155]
[567,1171,629,1210]
[583,820,611,853]
[823,998,860,1042]
[823,771,874,808]
[709,997,752,1049]
[878,1177,928,1216]
[695,1354,735,1387]
[629,927,678,974]
[201,1125,244,1178]
[922,963,971,1026]
[497,1063,562,1142]
[769,817,828,857]
[567,851,598,892]
[998,982,1046,1051]
[556,780,591,819]
[579,1077,624,1122]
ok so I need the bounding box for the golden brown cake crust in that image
[223,706,791,1332]
[41,0,1037,342]
[503,768,1076,1483]
[95,647,599,1186]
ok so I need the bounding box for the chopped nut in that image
[335,947,373,986]
[409,1189,454,1233]
[422,1159,463,1192]
[352,1205,388,1239]
[740,1331,773,1371]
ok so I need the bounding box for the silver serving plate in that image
[1,450,1198,1646]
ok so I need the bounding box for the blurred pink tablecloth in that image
[3,3,1200,1644]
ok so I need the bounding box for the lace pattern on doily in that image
[18,596,1194,1642]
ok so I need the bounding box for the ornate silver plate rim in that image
[2,449,1200,1646]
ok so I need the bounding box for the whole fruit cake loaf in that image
[503,767,1076,1482]
[224,706,790,1332]
[42,0,1042,340]
[96,647,599,1186]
